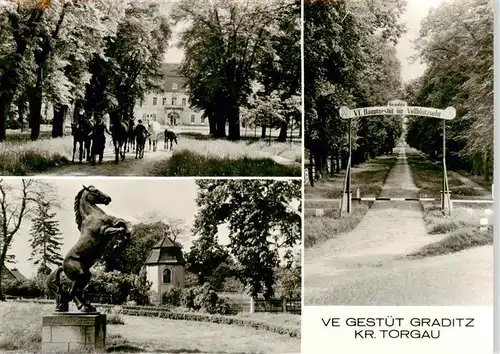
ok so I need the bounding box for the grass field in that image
[406,152,494,258]
[304,155,397,248]
[0,127,301,176]
[0,301,300,354]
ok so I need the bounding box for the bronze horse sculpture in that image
[46,185,131,312]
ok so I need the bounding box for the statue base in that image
[42,313,106,353]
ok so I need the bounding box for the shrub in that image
[181,288,195,309]
[106,312,125,325]
[162,287,182,306]
[186,284,236,315]
[3,279,42,298]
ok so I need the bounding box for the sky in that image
[395,0,442,83]
[8,179,228,278]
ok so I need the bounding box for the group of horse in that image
[71,118,178,165]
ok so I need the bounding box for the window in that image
[153,97,157,105]
[201,116,205,124]
[162,268,172,284]
[162,97,166,106]
[182,98,186,106]
[191,115,195,124]
[172,97,177,106]
[172,83,177,90]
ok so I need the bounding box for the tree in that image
[406,0,493,181]
[186,238,235,290]
[193,180,301,299]
[28,201,63,272]
[173,0,293,140]
[304,0,407,179]
[0,179,58,300]
[100,216,187,274]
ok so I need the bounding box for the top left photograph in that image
[0,0,301,177]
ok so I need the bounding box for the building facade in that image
[144,235,186,305]
[134,63,205,126]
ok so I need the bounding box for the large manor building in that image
[133,63,205,126]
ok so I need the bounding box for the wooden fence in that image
[252,298,301,315]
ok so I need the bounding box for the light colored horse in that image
[147,119,162,152]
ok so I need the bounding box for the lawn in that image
[0,128,301,176]
[406,152,487,199]
[304,155,397,248]
[0,301,300,354]
[406,151,494,258]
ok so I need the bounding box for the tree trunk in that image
[227,104,240,141]
[309,153,314,187]
[215,115,226,138]
[277,119,288,142]
[261,125,267,139]
[28,65,44,140]
[336,150,340,174]
[208,113,216,137]
[51,104,66,138]
[0,98,10,141]
[17,97,26,132]
[484,150,491,182]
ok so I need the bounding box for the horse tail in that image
[46,266,64,298]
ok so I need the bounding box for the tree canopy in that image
[304,0,407,179]
[404,0,493,180]
[192,179,301,298]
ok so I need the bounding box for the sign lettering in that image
[339,106,456,120]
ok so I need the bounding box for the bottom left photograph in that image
[0,178,301,354]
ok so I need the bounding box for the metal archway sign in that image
[339,105,456,120]
[337,102,456,216]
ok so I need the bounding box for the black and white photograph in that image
[304,0,493,305]
[0,178,301,353]
[0,0,301,177]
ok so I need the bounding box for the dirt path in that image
[36,149,172,176]
[304,146,493,305]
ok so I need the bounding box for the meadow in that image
[0,126,301,176]
[0,301,300,354]
[406,151,494,258]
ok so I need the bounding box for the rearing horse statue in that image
[46,185,131,312]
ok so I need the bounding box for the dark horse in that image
[71,119,93,163]
[164,129,178,151]
[126,119,136,153]
[110,119,130,164]
[46,185,131,312]
[135,124,150,159]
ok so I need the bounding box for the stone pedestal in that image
[42,313,106,353]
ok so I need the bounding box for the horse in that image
[135,125,149,159]
[71,120,92,163]
[46,185,131,312]
[147,119,162,152]
[126,119,136,153]
[164,129,178,151]
[111,120,130,164]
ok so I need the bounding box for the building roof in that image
[2,266,27,282]
[160,63,187,94]
[145,236,186,266]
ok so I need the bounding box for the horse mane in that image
[74,188,85,231]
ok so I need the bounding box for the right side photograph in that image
[303,0,493,306]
